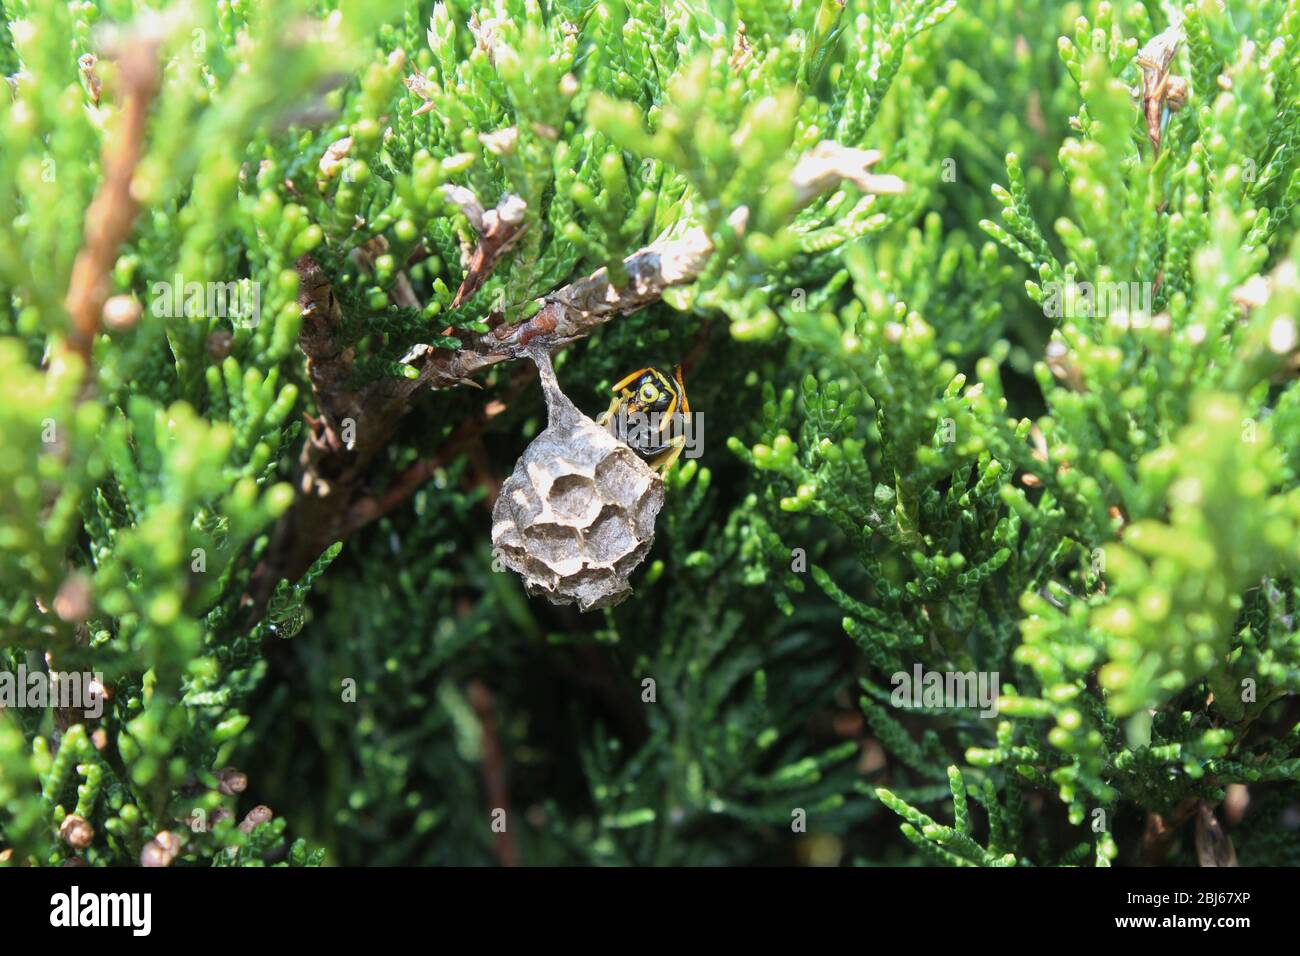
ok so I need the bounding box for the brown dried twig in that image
[1138,796,1199,865]
[444,186,529,308]
[468,680,519,867]
[1136,22,1187,155]
[1194,801,1239,867]
[341,365,531,532]
[64,39,160,362]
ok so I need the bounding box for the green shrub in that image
[2,0,1299,867]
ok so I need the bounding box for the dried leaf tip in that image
[791,142,907,204]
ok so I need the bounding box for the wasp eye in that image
[638,383,660,403]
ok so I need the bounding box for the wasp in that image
[596,366,691,473]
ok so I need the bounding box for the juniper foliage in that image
[2,0,1300,867]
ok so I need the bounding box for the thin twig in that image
[64,39,160,362]
[468,680,519,867]
[340,368,527,533]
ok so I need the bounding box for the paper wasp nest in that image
[491,348,664,611]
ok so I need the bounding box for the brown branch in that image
[295,252,359,432]
[468,680,519,867]
[462,437,501,509]
[1194,800,1238,867]
[1138,796,1199,866]
[64,39,160,362]
[340,366,528,533]
[447,189,528,308]
[396,225,714,392]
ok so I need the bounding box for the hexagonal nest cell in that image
[491,348,664,611]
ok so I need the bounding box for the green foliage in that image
[3,0,1300,868]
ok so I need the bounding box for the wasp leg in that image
[610,367,652,393]
[595,395,623,428]
[647,435,686,474]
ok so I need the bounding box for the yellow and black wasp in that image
[596,365,691,473]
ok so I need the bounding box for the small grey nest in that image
[491,348,664,611]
